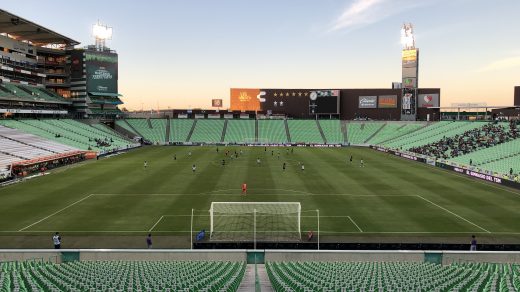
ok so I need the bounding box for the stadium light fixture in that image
[92,23,113,40]
[400,23,415,50]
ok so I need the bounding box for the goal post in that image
[209,202,301,242]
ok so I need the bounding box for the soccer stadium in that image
[1,3,520,291]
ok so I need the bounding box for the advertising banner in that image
[418,94,439,108]
[378,95,397,108]
[208,114,221,119]
[402,49,417,67]
[195,114,205,119]
[212,99,223,107]
[230,88,261,111]
[177,114,188,119]
[402,67,417,78]
[402,78,417,89]
[85,52,118,94]
[402,93,412,110]
[224,114,234,119]
[358,96,377,108]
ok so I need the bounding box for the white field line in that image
[347,216,363,233]
[18,194,94,232]
[91,193,413,197]
[415,195,491,233]
[161,214,352,218]
[148,216,164,232]
[400,153,520,197]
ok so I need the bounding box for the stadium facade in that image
[0,9,121,118]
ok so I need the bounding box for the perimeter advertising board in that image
[85,51,118,94]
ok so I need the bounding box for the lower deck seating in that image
[347,122,385,144]
[267,261,520,291]
[257,120,288,143]
[287,120,324,144]
[0,261,245,292]
[189,120,225,143]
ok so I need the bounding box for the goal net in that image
[243,138,269,144]
[209,202,301,242]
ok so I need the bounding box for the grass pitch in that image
[1,146,520,248]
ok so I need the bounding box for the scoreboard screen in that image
[309,90,340,114]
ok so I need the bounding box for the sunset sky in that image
[5,0,520,110]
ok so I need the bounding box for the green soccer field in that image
[1,146,520,248]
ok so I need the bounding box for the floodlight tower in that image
[400,23,419,121]
[92,21,112,51]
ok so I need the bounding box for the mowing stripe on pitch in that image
[347,216,363,232]
[415,194,491,233]
[18,194,94,232]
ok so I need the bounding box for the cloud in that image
[329,0,428,32]
[477,56,520,72]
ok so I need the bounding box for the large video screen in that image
[230,88,261,111]
[85,52,118,94]
[309,90,340,114]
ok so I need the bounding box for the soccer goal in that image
[243,138,269,144]
[209,202,301,242]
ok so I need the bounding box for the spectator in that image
[470,235,477,251]
[146,233,152,249]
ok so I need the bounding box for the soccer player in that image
[256,158,261,166]
[283,162,286,171]
[271,150,274,156]
[242,182,247,195]
[301,163,305,171]
[360,158,364,167]
[144,161,148,169]
[216,147,219,153]
[350,155,353,163]
[188,151,192,157]
[222,159,226,167]
[173,154,176,160]
[52,232,61,249]
[192,164,196,173]
[146,233,152,249]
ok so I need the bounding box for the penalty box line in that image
[18,194,94,232]
[415,194,491,233]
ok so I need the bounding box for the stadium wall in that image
[515,86,520,106]
[230,88,440,121]
[4,250,520,264]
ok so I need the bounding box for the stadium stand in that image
[115,120,139,136]
[126,119,167,144]
[381,121,485,150]
[0,119,136,152]
[189,119,225,143]
[287,120,324,144]
[318,120,343,144]
[170,119,195,143]
[224,119,255,144]
[347,122,385,144]
[367,122,426,145]
[410,122,518,159]
[257,120,288,144]
[0,260,245,291]
[266,261,520,291]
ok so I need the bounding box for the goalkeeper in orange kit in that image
[241,183,247,195]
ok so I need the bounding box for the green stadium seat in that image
[170,119,195,142]
[0,260,246,292]
[318,120,343,144]
[287,120,324,144]
[347,122,385,144]
[257,120,288,144]
[224,120,255,144]
[189,120,225,143]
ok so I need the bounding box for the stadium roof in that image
[0,9,79,46]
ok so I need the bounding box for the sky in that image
[4,0,520,110]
